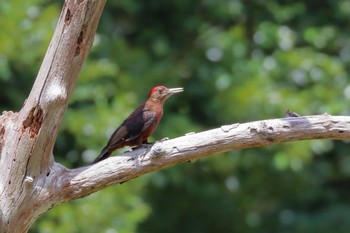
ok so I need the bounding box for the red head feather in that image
[148,86,167,98]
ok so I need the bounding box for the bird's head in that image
[148,86,183,103]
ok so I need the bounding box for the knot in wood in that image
[44,76,67,106]
[150,141,166,158]
[221,123,239,132]
[24,176,34,190]
[322,120,333,130]
[256,122,276,142]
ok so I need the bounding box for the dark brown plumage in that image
[92,86,183,164]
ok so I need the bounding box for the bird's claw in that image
[142,142,155,148]
[130,142,153,151]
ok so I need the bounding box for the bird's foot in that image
[130,143,153,151]
[142,142,155,147]
[130,146,140,151]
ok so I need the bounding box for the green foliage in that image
[0,0,58,110]
[31,178,150,233]
[2,0,350,232]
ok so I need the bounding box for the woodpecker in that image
[92,86,183,164]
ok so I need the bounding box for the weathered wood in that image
[0,0,106,232]
[53,114,350,201]
[1,0,350,232]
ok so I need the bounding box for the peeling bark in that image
[22,106,44,138]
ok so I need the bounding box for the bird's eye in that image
[158,89,163,94]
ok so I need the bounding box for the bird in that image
[92,85,183,164]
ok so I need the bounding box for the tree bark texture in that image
[1,1,350,233]
[60,114,350,200]
[0,0,106,232]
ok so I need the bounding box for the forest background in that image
[1,0,350,232]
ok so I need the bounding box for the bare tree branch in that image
[1,0,349,232]
[52,115,350,202]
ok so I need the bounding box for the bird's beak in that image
[166,87,184,96]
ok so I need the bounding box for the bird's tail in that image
[91,147,111,164]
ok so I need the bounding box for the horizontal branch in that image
[55,114,350,202]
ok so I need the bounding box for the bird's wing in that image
[124,108,157,142]
[105,106,156,148]
[105,124,129,146]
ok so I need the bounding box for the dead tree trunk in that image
[1,1,350,233]
[0,0,106,232]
